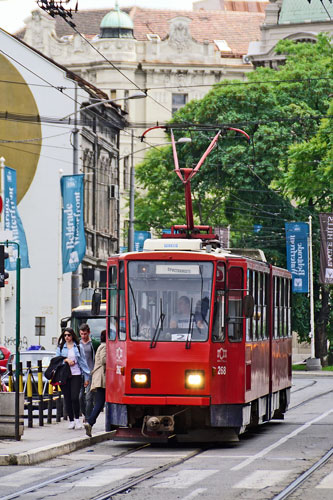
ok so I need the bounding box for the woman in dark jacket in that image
[56,328,90,430]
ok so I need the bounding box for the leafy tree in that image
[135,34,333,353]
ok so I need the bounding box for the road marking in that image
[316,471,333,488]
[153,469,219,489]
[182,488,207,498]
[78,468,142,487]
[65,454,110,461]
[132,453,189,458]
[1,468,53,486]
[233,470,291,489]
[232,408,333,471]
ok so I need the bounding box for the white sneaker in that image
[74,419,83,430]
[68,421,75,429]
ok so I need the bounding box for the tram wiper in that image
[128,282,139,336]
[150,298,165,349]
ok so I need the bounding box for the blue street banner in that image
[285,222,309,293]
[4,166,30,270]
[134,231,151,252]
[61,174,86,274]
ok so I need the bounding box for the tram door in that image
[105,258,126,403]
[210,261,227,405]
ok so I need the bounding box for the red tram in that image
[99,127,292,442]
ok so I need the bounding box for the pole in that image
[128,129,135,252]
[0,157,5,345]
[15,247,21,440]
[72,83,80,309]
[309,215,315,359]
[57,169,64,336]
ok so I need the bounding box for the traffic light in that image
[0,245,9,287]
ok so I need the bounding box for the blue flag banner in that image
[134,231,151,252]
[4,167,30,270]
[61,174,86,274]
[285,222,309,293]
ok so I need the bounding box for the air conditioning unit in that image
[109,184,119,200]
[242,55,251,64]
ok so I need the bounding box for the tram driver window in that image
[212,291,225,342]
[227,267,243,342]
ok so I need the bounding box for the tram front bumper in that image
[122,395,210,405]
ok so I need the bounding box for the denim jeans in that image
[87,388,105,426]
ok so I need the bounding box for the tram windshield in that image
[128,260,213,342]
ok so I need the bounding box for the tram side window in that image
[252,271,258,340]
[212,291,225,342]
[273,276,279,338]
[108,265,117,341]
[263,273,268,339]
[246,270,253,341]
[227,267,243,342]
[287,280,292,337]
[118,261,126,340]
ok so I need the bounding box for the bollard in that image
[47,382,53,424]
[7,363,13,392]
[37,360,44,427]
[26,361,33,428]
[56,386,62,422]
[19,362,24,394]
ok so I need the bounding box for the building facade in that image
[247,0,333,67]
[0,28,126,350]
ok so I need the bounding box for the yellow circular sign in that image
[0,53,41,203]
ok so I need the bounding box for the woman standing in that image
[84,330,106,437]
[56,327,91,429]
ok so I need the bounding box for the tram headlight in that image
[131,369,151,388]
[185,370,205,389]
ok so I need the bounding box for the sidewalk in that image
[0,414,114,466]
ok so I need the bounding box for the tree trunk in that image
[314,286,330,366]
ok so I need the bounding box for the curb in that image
[292,371,333,377]
[0,430,115,466]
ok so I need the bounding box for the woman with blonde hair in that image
[84,330,106,437]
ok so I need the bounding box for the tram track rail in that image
[289,388,333,411]
[1,443,204,500]
[0,443,151,500]
[272,446,333,500]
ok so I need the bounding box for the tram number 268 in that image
[217,366,226,375]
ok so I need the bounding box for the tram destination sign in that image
[156,264,200,275]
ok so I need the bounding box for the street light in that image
[61,91,147,121]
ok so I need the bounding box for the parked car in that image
[3,350,56,396]
[0,345,12,368]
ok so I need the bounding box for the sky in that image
[0,0,195,34]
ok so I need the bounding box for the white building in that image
[0,28,126,351]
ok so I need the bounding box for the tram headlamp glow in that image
[185,370,205,389]
[131,369,151,388]
[133,373,147,384]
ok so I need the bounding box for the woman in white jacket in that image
[56,328,90,429]
[84,330,106,437]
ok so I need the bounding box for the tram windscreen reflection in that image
[128,261,213,342]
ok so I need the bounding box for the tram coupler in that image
[144,414,175,432]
